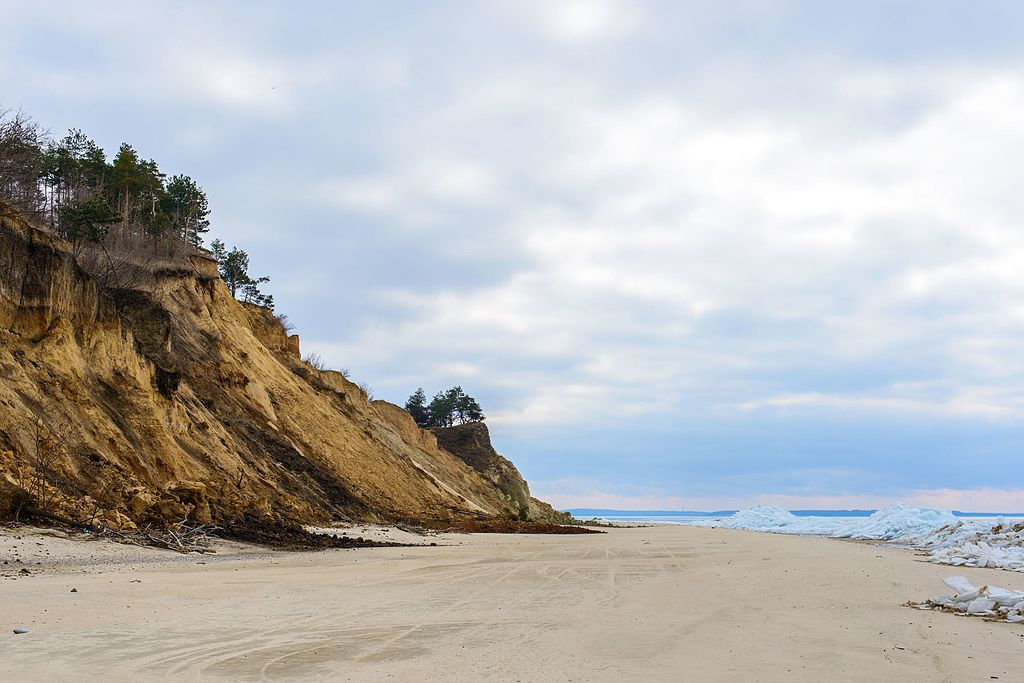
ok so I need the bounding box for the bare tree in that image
[0,108,46,220]
[31,417,66,512]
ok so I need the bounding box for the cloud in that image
[733,387,1024,420]
[535,481,1024,513]
[6,1,1024,506]
[309,60,1024,434]
[319,157,498,217]
[507,0,644,45]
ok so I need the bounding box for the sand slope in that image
[2,525,1022,682]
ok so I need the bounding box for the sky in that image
[3,1,1024,511]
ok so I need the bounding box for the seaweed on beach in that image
[215,514,410,550]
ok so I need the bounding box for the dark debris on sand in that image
[214,515,409,550]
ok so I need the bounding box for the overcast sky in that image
[4,1,1024,511]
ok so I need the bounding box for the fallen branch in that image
[91,523,221,554]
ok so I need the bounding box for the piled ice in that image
[689,506,842,534]
[693,504,1024,574]
[911,576,1024,623]
[831,503,957,541]
[911,520,1024,572]
[690,503,956,541]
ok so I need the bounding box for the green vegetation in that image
[405,386,484,428]
[0,108,271,306]
[211,240,273,309]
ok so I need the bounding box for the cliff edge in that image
[0,201,558,532]
[431,422,573,524]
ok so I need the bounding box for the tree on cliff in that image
[410,386,485,427]
[39,129,109,219]
[405,388,430,427]
[164,174,210,246]
[0,110,216,252]
[57,194,121,256]
[0,108,276,305]
[0,109,46,220]
[451,387,485,424]
[211,239,275,309]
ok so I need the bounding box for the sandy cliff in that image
[0,202,552,530]
[432,421,573,523]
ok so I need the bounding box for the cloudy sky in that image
[4,1,1024,511]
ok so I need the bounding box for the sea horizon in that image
[566,507,1024,518]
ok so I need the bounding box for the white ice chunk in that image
[916,578,1024,623]
[943,577,976,595]
[966,597,996,614]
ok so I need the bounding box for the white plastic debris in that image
[911,577,1024,623]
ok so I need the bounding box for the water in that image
[595,514,723,525]
[589,510,1024,528]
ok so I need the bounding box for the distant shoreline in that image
[566,508,1024,518]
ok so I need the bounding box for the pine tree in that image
[57,194,120,255]
[424,386,485,427]
[210,240,274,308]
[218,245,251,297]
[110,143,143,225]
[164,174,210,246]
[428,390,455,427]
[405,388,430,427]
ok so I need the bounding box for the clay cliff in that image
[432,422,573,524]
[0,201,561,531]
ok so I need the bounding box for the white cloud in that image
[166,51,324,113]
[733,388,1024,420]
[309,60,1024,430]
[319,157,498,219]
[0,3,405,117]
[508,0,644,45]
[9,1,1024,503]
[533,481,1024,513]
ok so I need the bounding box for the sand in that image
[1,524,1021,682]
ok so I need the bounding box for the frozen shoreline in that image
[684,503,1024,573]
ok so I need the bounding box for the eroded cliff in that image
[432,421,573,524]
[0,202,549,531]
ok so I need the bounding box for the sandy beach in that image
[2,525,1021,682]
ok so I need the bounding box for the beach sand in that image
[1,524,1021,682]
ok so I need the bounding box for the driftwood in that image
[18,505,218,554]
[93,523,220,554]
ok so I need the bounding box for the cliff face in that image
[431,422,572,524]
[0,202,536,529]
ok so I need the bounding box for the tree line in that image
[405,386,485,428]
[0,108,271,307]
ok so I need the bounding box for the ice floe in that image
[832,503,957,540]
[689,503,956,541]
[688,506,841,535]
[910,576,1024,623]
[909,519,1024,572]
[690,503,1024,573]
